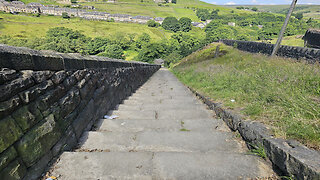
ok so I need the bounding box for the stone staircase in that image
[50,69,275,179]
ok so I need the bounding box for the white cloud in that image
[211,1,217,4]
[225,1,236,5]
[251,0,258,3]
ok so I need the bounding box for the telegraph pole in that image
[271,0,298,56]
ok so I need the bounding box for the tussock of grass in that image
[173,43,320,150]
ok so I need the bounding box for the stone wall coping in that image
[220,39,320,63]
[188,87,320,179]
[0,44,158,71]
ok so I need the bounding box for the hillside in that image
[172,43,320,150]
[18,0,243,21]
[226,5,320,19]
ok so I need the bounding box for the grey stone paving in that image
[51,68,275,179]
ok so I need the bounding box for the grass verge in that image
[172,43,320,150]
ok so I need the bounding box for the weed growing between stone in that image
[173,43,320,150]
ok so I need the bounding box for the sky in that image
[203,0,320,5]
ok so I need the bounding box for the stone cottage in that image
[131,15,153,24]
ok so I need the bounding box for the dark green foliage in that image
[137,41,169,63]
[294,13,303,20]
[147,20,160,27]
[196,9,210,21]
[162,17,180,32]
[86,37,110,55]
[136,33,151,49]
[99,44,124,59]
[171,0,176,4]
[179,17,192,32]
[42,27,89,53]
[251,7,258,12]
[62,12,70,19]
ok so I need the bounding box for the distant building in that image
[228,22,235,26]
[154,17,164,24]
[192,22,205,29]
[303,29,320,49]
[257,25,263,29]
[131,15,153,24]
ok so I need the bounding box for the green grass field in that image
[173,43,320,150]
[226,5,320,19]
[260,35,305,47]
[19,0,244,21]
[0,12,174,40]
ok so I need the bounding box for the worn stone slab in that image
[152,152,274,179]
[108,109,213,120]
[80,131,240,153]
[116,103,208,111]
[51,152,153,180]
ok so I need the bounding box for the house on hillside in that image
[154,17,164,24]
[303,29,320,49]
[131,15,153,24]
[108,14,131,22]
[192,22,205,29]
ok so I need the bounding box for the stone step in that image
[51,152,272,179]
[79,131,240,152]
[108,109,213,120]
[115,103,208,111]
[122,99,202,105]
[96,119,225,133]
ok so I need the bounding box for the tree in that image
[86,37,110,55]
[99,44,124,59]
[147,20,160,27]
[62,12,70,19]
[295,13,303,20]
[196,9,210,21]
[251,7,258,12]
[171,0,177,4]
[137,42,168,63]
[43,27,89,53]
[136,33,151,49]
[162,17,180,32]
[179,17,192,32]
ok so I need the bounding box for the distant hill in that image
[225,5,320,19]
[19,0,244,21]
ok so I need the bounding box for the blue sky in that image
[202,0,320,5]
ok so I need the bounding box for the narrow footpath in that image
[51,68,275,179]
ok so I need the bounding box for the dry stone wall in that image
[220,40,320,63]
[0,44,160,180]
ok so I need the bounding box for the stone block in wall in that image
[0,69,20,85]
[0,116,23,154]
[0,95,21,120]
[22,150,53,180]
[19,80,54,104]
[72,99,95,139]
[59,88,81,119]
[0,159,27,180]
[15,114,62,167]
[32,51,64,71]
[0,146,17,172]
[52,126,77,157]
[0,45,34,70]
[63,74,77,90]
[51,71,67,85]
[61,54,85,70]
[12,106,38,133]
[0,74,34,102]
[37,85,66,112]
[31,71,54,84]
